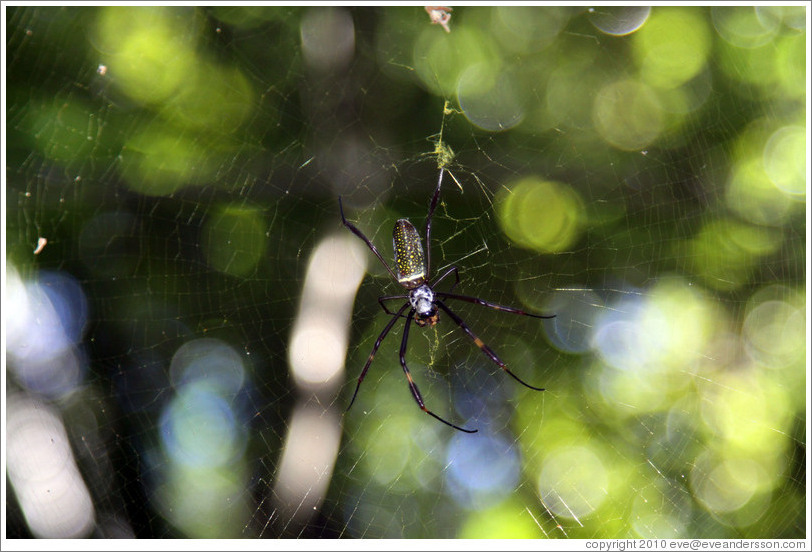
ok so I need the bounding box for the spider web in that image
[3,4,809,544]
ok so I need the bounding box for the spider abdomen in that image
[393,219,426,289]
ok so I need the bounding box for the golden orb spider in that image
[339,169,555,433]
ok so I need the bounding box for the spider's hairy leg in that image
[424,168,445,279]
[436,300,546,392]
[436,292,556,320]
[378,295,410,317]
[430,266,460,293]
[338,196,400,282]
[400,309,478,433]
[346,302,410,412]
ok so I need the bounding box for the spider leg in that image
[430,265,460,293]
[339,196,400,282]
[436,300,546,391]
[424,168,445,280]
[400,309,478,433]
[435,292,556,319]
[378,295,410,317]
[346,302,410,412]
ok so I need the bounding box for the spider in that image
[339,169,555,433]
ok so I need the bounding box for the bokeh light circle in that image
[497,177,584,254]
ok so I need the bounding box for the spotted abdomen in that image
[393,219,426,289]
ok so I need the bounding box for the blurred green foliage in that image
[5,5,806,539]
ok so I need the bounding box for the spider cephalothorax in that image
[409,285,439,327]
[339,168,555,433]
